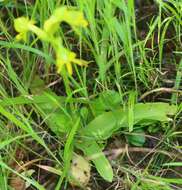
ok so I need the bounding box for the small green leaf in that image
[126,129,146,147]
[76,140,113,182]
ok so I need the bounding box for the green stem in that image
[62,68,74,111]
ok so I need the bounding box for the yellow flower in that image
[44,7,67,34]
[44,7,88,35]
[56,48,87,75]
[14,17,35,41]
[14,7,88,76]
[14,17,48,41]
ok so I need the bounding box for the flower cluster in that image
[14,6,88,75]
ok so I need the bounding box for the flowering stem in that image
[61,68,74,111]
[29,25,49,41]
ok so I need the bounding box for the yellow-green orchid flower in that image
[14,17,48,41]
[14,6,88,76]
[44,6,88,35]
[56,48,87,75]
[14,17,35,41]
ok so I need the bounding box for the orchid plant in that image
[14,6,88,75]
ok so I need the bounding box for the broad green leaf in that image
[80,103,177,140]
[133,103,177,123]
[76,140,113,182]
[30,76,72,134]
[45,111,72,134]
[80,109,127,140]
[90,90,121,116]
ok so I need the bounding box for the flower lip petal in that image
[66,62,73,75]
[57,61,65,73]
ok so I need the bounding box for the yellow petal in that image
[56,59,65,73]
[63,11,88,28]
[15,33,26,41]
[53,6,68,20]
[66,62,73,75]
[68,51,76,61]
